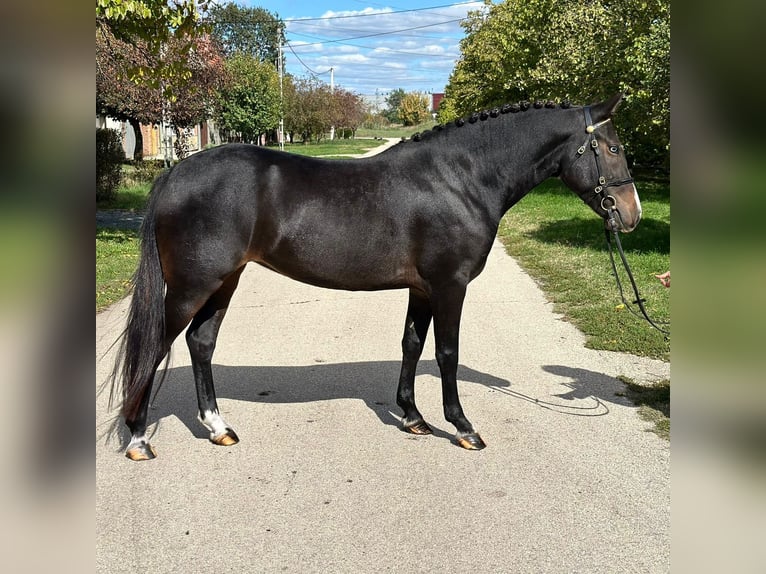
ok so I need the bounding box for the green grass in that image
[96,227,139,311]
[618,377,670,439]
[356,121,437,139]
[497,179,670,361]
[97,182,151,211]
[278,139,380,157]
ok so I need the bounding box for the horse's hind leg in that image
[396,289,433,435]
[185,266,245,447]
[124,298,204,461]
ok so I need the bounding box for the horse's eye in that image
[608,145,620,154]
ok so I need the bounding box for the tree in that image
[398,92,430,126]
[333,89,367,138]
[97,27,163,160]
[284,76,334,143]
[207,2,283,64]
[96,0,209,94]
[215,53,281,143]
[97,27,225,159]
[439,0,669,169]
[383,88,406,124]
[283,77,367,142]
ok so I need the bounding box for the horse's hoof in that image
[403,420,433,435]
[457,433,486,450]
[125,443,157,461]
[211,429,240,446]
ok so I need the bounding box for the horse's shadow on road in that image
[149,360,510,441]
[142,361,634,441]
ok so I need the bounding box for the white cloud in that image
[283,2,486,94]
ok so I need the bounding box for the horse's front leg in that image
[431,284,486,450]
[396,289,433,435]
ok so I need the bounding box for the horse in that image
[109,93,641,460]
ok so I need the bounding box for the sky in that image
[241,1,487,97]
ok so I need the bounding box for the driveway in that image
[96,233,669,573]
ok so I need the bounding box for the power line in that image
[284,18,462,48]
[284,41,332,77]
[280,1,480,23]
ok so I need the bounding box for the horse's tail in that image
[109,170,170,421]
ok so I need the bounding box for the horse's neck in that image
[459,114,569,215]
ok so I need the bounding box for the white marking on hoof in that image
[199,409,231,441]
[126,433,149,452]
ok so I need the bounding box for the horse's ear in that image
[590,92,624,121]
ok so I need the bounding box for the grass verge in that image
[278,139,380,157]
[96,227,139,312]
[97,182,151,211]
[356,121,437,139]
[497,178,670,361]
[618,377,670,439]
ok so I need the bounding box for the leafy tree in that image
[384,88,406,124]
[215,53,281,143]
[96,0,209,93]
[97,27,225,159]
[283,76,367,142]
[207,2,283,64]
[284,76,333,143]
[333,89,367,138]
[398,92,430,126]
[97,27,162,159]
[439,0,669,169]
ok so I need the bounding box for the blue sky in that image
[241,1,487,96]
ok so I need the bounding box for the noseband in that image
[575,107,635,213]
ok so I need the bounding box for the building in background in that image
[431,92,444,115]
[96,116,220,161]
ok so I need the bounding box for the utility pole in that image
[278,25,285,151]
[329,67,335,141]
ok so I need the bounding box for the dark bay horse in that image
[111,93,641,460]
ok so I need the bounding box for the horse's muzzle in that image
[605,207,640,233]
[604,183,642,233]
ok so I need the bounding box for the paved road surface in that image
[97,232,670,573]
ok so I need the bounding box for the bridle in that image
[574,107,669,337]
[574,106,635,217]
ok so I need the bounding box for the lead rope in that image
[604,224,670,337]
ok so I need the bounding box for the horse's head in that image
[560,93,642,233]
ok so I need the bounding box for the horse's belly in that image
[255,243,419,292]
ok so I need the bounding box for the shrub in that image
[97,128,124,201]
[134,159,165,184]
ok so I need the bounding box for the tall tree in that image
[215,53,281,143]
[207,2,283,65]
[97,27,224,159]
[439,0,669,169]
[96,0,209,94]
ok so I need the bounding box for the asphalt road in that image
[96,232,670,573]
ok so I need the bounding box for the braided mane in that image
[406,99,574,143]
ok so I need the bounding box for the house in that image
[96,115,220,161]
[431,92,445,113]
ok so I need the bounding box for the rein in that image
[578,107,669,337]
[604,225,670,337]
